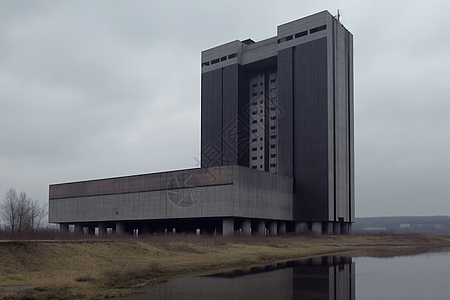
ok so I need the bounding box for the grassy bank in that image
[1,234,449,299]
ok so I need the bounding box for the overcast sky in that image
[1,0,449,218]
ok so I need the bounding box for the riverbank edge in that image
[1,234,450,300]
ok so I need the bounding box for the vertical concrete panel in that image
[325,221,333,234]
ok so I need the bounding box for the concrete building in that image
[49,10,354,235]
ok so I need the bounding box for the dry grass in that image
[1,234,449,299]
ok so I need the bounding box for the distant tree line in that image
[0,187,48,234]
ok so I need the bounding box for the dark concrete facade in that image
[200,11,354,228]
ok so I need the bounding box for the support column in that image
[98,223,107,237]
[60,223,69,234]
[278,222,286,235]
[269,221,278,236]
[74,224,83,235]
[142,224,151,235]
[222,218,234,236]
[255,220,265,236]
[116,222,125,235]
[325,222,333,234]
[241,219,251,235]
[311,222,322,234]
[348,223,353,235]
[88,226,95,235]
[341,222,349,234]
[333,222,341,235]
[295,222,308,234]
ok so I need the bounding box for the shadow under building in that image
[49,10,354,236]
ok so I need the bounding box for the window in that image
[221,56,227,61]
[260,137,263,141]
[260,156,263,159]
[252,111,257,115]
[270,163,276,167]
[211,58,220,64]
[295,31,308,38]
[260,165,263,168]
[252,147,257,151]
[270,135,276,139]
[260,119,263,122]
[286,35,293,41]
[260,91,263,95]
[252,101,257,106]
[260,110,263,113]
[271,79,276,83]
[252,120,257,124]
[270,126,276,130]
[270,154,277,158]
[202,62,210,67]
[228,53,237,59]
[260,146,263,150]
[252,138,257,142]
[270,145,276,149]
[260,82,263,86]
[252,157,257,161]
[252,166,257,169]
[270,116,277,121]
[252,92,257,97]
[310,25,327,34]
[252,129,257,133]
[252,83,258,87]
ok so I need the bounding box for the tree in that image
[0,188,48,234]
[1,188,18,233]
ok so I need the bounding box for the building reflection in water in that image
[124,256,355,300]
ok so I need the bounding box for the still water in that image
[120,249,450,300]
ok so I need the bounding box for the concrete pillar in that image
[98,223,107,236]
[88,226,95,235]
[269,221,278,236]
[278,222,286,235]
[142,224,151,235]
[241,219,251,235]
[348,223,353,235]
[60,223,69,234]
[74,224,83,234]
[295,222,308,234]
[341,222,349,234]
[311,222,322,234]
[116,222,125,235]
[334,222,341,235]
[255,220,265,236]
[325,222,333,234]
[222,218,234,236]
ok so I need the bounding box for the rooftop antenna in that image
[337,9,341,22]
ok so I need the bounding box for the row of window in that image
[277,24,327,44]
[201,52,238,67]
[251,164,276,169]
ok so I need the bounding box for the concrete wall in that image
[49,165,293,224]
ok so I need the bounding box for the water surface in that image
[119,249,450,300]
